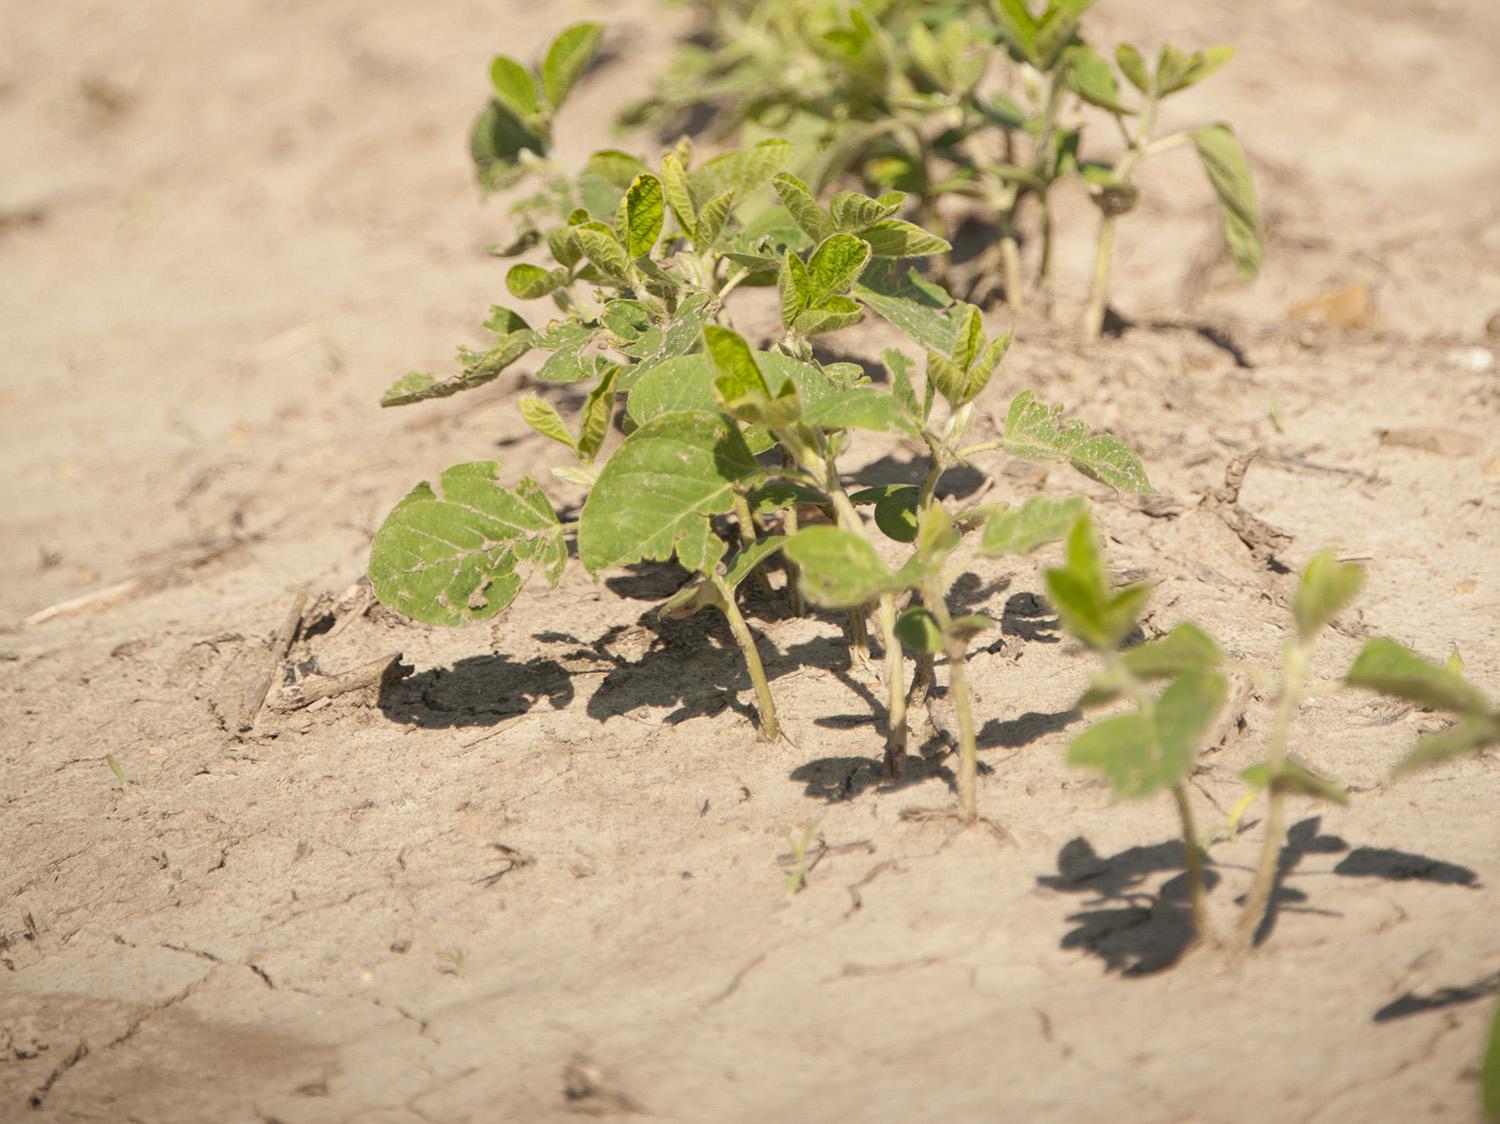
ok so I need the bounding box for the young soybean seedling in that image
[1057,528,1368,948]
[1070,41,1262,338]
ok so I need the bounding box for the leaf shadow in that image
[789,753,954,802]
[1041,816,1481,976]
[378,655,575,729]
[1372,971,1500,1023]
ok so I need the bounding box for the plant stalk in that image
[924,579,979,823]
[714,576,779,742]
[1237,642,1308,946]
[732,492,774,600]
[1082,213,1117,341]
[876,593,908,779]
[1171,782,1217,946]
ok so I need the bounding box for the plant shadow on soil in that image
[377,560,901,733]
[1040,816,1480,977]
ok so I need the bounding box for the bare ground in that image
[2,0,1499,1120]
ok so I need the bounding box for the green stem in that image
[924,578,979,823]
[1237,642,1307,946]
[999,228,1025,311]
[1037,190,1056,313]
[714,575,779,742]
[876,594,908,779]
[1171,782,1216,946]
[732,492,774,600]
[1082,212,1117,341]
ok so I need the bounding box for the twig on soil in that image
[238,587,308,730]
[24,535,256,627]
[272,650,407,711]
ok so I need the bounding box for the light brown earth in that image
[3,1,1499,1121]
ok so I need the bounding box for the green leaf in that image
[858,219,951,258]
[661,152,697,238]
[506,262,568,300]
[584,149,649,189]
[1241,759,1349,806]
[1158,44,1234,96]
[1045,515,1152,651]
[1192,124,1262,280]
[693,190,735,249]
[469,100,545,191]
[829,189,905,231]
[782,526,900,608]
[725,535,788,591]
[846,484,925,543]
[1293,551,1365,641]
[981,495,1087,555]
[991,0,1039,65]
[780,250,812,328]
[573,221,631,282]
[620,173,665,259]
[532,320,594,383]
[1067,670,1225,797]
[1034,0,1093,69]
[802,389,920,437]
[772,173,832,243]
[853,263,961,352]
[540,22,604,110]
[1125,623,1223,679]
[576,364,619,461]
[747,480,827,516]
[369,463,565,627]
[577,411,762,572]
[489,56,540,120]
[380,318,534,407]
[626,351,834,439]
[1116,44,1150,94]
[518,395,574,450]
[1394,715,1500,776]
[689,140,796,203]
[1347,638,1492,716]
[925,351,968,407]
[803,234,873,305]
[675,515,727,575]
[1004,391,1153,492]
[616,292,717,388]
[703,325,770,402]
[1066,45,1132,114]
[894,607,943,653]
[884,348,920,419]
[792,295,865,337]
[951,304,985,370]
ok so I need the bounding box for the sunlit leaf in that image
[1241,759,1349,806]
[518,395,574,450]
[1192,124,1262,280]
[980,495,1086,555]
[783,526,901,608]
[1346,637,1491,716]
[578,412,762,572]
[369,463,565,627]
[1004,391,1152,492]
[489,56,540,120]
[541,22,604,109]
